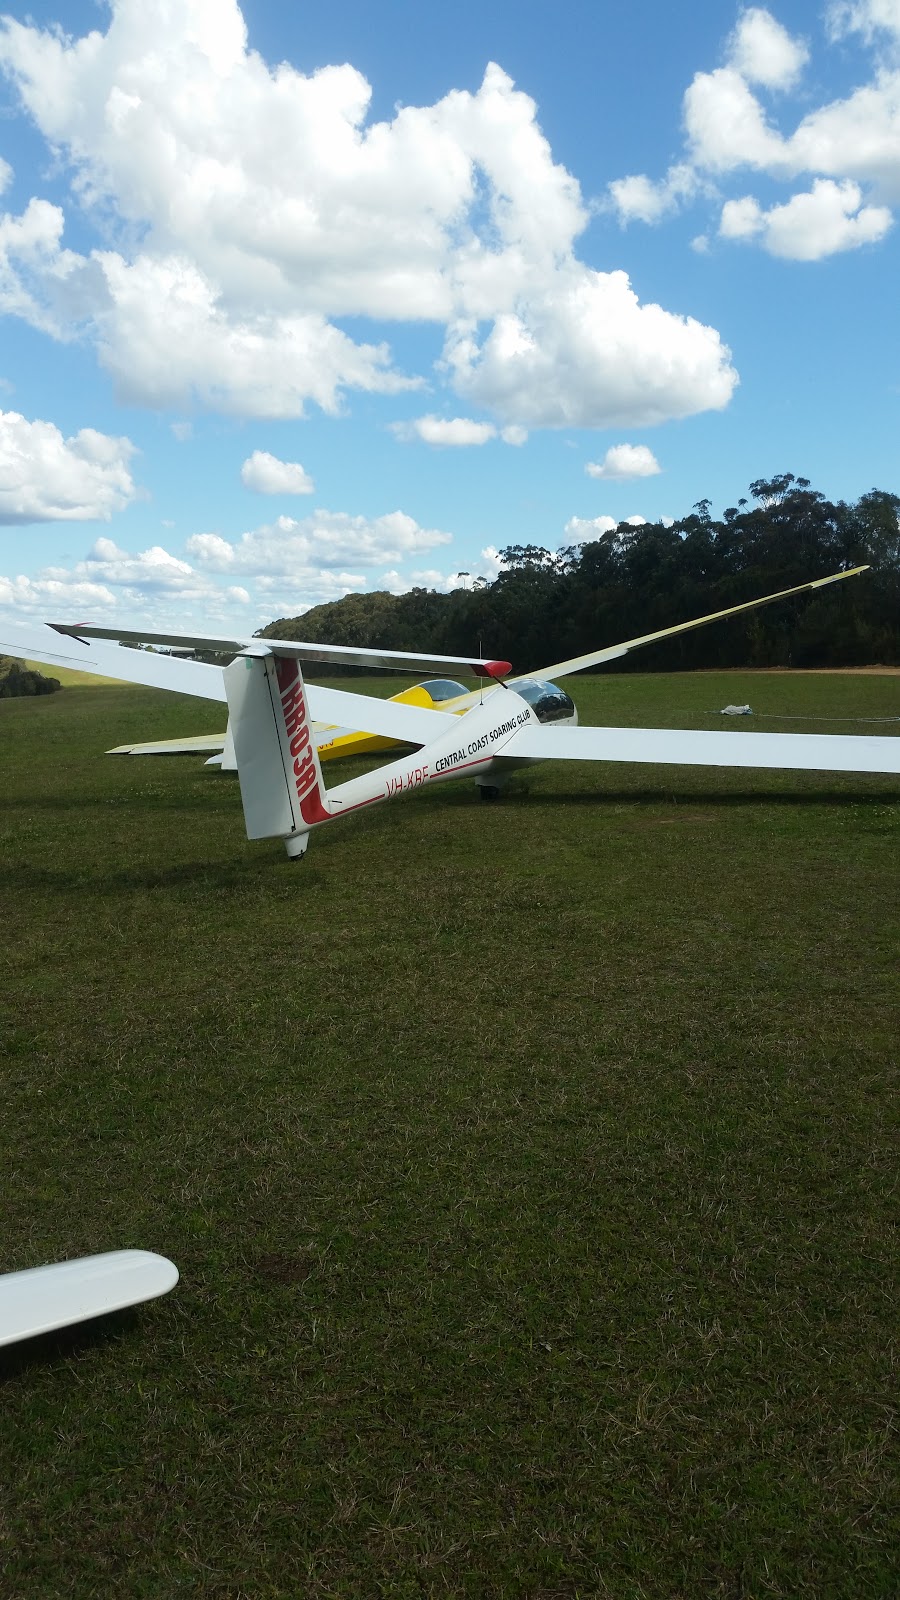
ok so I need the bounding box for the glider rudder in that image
[224,651,331,857]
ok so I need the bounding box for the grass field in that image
[1,671,898,1599]
[20,659,130,688]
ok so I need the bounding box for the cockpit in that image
[511,678,577,725]
[420,678,469,703]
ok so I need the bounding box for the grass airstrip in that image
[1,670,898,1598]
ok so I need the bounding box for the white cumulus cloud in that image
[0,0,738,429]
[720,177,892,256]
[445,264,737,427]
[0,410,139,523]
[586,444,661,480]
[684,66,791,174]
[91,251,413,416]
[0,571,117,615]
[395,415,498,447]
[0,525,397,630]
[564,515,618,539]
[392,414,530,447]
[684,17,900,200]
[0,537,227,624]
[606,6,900,257]
[608,164,700,225]
[78,536,195,590]
[186,508,452,575]
[728,7,809,89]
[240,450,314,494]
[828,1,900,45]
[564,513,650,540]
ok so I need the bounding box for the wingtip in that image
[814,564,871,588]
[48,622,88,639]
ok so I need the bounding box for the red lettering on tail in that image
[274,656,331,825]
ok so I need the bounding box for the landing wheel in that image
[479,784,501,802]
[284,831,311,860]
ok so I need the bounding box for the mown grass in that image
[1,672,898,1599]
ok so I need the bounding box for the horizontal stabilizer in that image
[50,623,511,678]
[501,723,900,775]
[0,1250,178,1348]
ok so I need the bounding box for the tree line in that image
[0,657,61,698]
[269,473,899,674]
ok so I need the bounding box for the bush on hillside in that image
[0,657,62,698]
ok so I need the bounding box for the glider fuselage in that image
[328,679,576,813]
[227,655,579,859]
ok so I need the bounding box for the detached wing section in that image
[501,724,900,776]
[108,734,228,755]
[0,1250,178,1348]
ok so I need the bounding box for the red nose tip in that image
[474,659,511,679]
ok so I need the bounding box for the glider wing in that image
[108,734,228,755]
[500,722,900,775]
[3,622,455,744]
[534,565,870,680]
[0,623,227,701]
[303,683,455,745]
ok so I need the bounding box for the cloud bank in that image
[0,0,737,428]
[0,410,139,523]
[608,4,898,259]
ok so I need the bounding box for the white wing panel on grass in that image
[501,724,900,775]
[108,734,228,755]
[0,1250,178,1348]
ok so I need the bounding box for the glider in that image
[0,1251,178,1349]
[2,564,899,859]
[1,564,875,773]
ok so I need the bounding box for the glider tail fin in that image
[224,652,331,855]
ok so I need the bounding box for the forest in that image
[261,476,900,674]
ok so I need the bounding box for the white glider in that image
[2,564,897,859]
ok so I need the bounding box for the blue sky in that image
[0,0,897,632]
